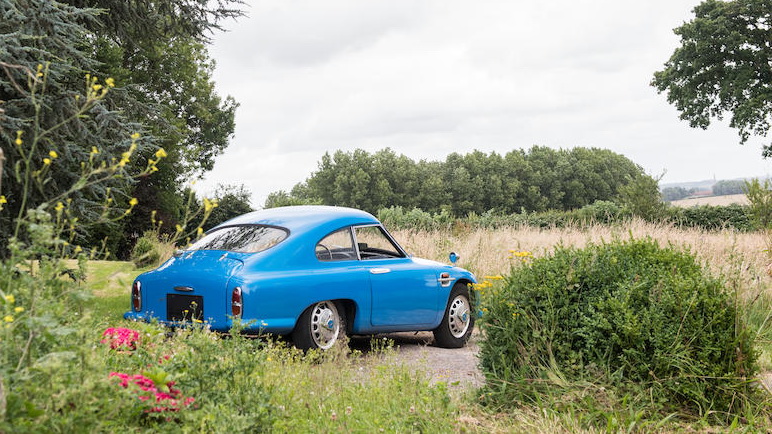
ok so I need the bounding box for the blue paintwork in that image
[123,205,477,335]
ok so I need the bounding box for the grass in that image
[78,221,772,432]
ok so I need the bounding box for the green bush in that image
[130,231,164,268]
[667,204,752,231]
[479,238,760,426]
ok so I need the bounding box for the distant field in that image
[670,193,748,207]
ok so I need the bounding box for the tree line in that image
[266,146,655,217]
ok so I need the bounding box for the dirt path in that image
[350,331,484,390]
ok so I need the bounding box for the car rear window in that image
[187,225,288,253]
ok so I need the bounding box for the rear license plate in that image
[167,294,204,322]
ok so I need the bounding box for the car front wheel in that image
[433,283,474,348]
[292,301,345,350]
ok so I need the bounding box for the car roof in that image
[212,205,379,235]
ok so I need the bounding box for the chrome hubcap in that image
[310,301,340,350]
[448,295,470,338]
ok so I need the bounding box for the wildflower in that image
[0,196,6,205]
[14,307,24,313]
[129,198,139,207]
[43,158,51,165]
[105,77,115,88]
[203,198,218,213]
[92,84,103,92]
[15,131,23,146]
[3,316,13,323]
[36,64,43,78]
[55,202,65,212]
[483,275,504,280]
[49,150,58,159]
[175,224,183,233]
[101,327,140,350]
[90,146,99,155]
[155,148,168,159]
[196,227,204,237]
[5,295,15,304]
[74,246,82,254]
[130,132,140,140]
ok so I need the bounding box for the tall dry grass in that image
[393,218,770,298]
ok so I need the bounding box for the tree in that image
[0,0,241,256]
[652,0,772,157]
[662,186,693,201]
[712,179,746,195]
[202,184,254,230]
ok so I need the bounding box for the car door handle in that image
[369,268,391,274]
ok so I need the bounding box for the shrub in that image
[479,238,759,426]
[667,204,752,231]
[130,231,174,268]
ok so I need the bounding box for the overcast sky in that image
[198,0,771,206]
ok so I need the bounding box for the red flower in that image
[109,372,195,414]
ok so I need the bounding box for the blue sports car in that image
[124,205,477,350]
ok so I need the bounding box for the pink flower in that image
[108,372,196,414]
[101,327,140,350]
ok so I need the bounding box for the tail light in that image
[131,281,142,312]
[231,287,243,318]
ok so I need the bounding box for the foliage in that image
[667,203,753,231]
[712,179,747,196]
[131,231,162,268]
[199,183,254,230]
[264,190,323,209]
[616,173,667,221]
[744,178,772,230]
[661,186,694,201]
[277,146,649,216]
[652,0,772,157]
[479,238,761,427]
[0,0,240,256]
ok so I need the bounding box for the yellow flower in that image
[14,307,24,313]
[49,150,58,159]
[154,148,168,159]
[92,84,103,92]
[3,315,13,323]
[15,130,23,146]
[4,295,15,304]
[74,246,82,254]
[90,146,99,154]
[203,198,218,213]
[55,202,64,212]
[130,132,140,140]
[175,224,184,233]
[129,198,139,207]
[0,196,7,205]
[43,158,51,165]
[105,77,115,88]
[197,227,204,236]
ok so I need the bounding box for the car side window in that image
[316,228,357,261]
[354,226,404,260]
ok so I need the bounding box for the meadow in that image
[72,219,771,432]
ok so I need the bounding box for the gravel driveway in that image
[350,331,484,390]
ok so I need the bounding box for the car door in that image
[354,225,441,327]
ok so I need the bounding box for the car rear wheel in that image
[433,283,474,348]
[293,301,346,350]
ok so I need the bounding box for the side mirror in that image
[449,252,459,264]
